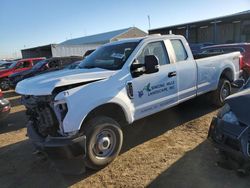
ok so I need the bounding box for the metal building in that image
[21,27,147,58]
[149,10,250,44]
[21,44,99,59]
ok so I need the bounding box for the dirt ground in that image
[0,90,250,188]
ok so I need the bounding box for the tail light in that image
[0,89,3,98]
[239,55,244,70]
[2,105,10,112]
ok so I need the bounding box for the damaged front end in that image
[208,97,250,175]
[22,95,61,137]
[208,117,250,160]
[21,95,86,158]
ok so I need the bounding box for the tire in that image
[83,116,123,170]
[212,78,231,107]
[0,78,10,91]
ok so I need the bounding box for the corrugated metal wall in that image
[51,44,99,57]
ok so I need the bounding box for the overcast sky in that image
[0,0,249,59]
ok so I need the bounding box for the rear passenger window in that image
[137,41,170,66]
[171,40,188,62]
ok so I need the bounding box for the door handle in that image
[168,71,177,77]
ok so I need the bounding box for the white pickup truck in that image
[16,35,241,170]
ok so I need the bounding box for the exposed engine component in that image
[22,95,59,137]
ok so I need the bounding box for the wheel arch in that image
[219,67,234,83]
[81,102,130,129]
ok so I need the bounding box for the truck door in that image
[170,39,197,102]
[129,41,178,120]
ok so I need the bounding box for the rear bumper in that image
[208,117,250,160]
[27,121,86,159]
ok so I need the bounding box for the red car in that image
[0,57,45,90]
[202,43,250,80]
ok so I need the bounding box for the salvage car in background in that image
[64,50,95,70]
[208,78,250,175]
[9,56,82,89]
[0,61,15,70]
[0,57,45,90]
[0,89,11,120]
[64,60,82,69]
[202,43,250,80]
[83,49,95,57]
[189,42,214,55]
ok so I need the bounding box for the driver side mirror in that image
[144,55,159,74]
[131,55,159,78]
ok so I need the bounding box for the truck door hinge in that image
[126,82,134,99]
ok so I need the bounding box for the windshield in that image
[0,62,12,70]
[8,61,18,69]
[31,60,47,70]
[78,42,139,70]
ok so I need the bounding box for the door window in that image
[16,61,29,69]
[137,41,170,66]
[22,61,30,68]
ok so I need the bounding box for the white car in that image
[16,34,241,170]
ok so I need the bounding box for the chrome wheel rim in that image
[220,83,230,101]
[0,80,9,90]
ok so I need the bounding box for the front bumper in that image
[27,121,86,159]
[8,77,21,89]
[208,117,250,160]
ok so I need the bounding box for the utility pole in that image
[147,15,151,30]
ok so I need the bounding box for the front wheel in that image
[212,78,231,107]
[83,116,123,170]
[0,78,10,91]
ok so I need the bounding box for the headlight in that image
[54,101,68,121]
[218,104,239,125]
[222,111,239,125]
[53,100,68,135]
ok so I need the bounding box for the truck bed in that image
[193,52,225,59]
[195,52,241,95]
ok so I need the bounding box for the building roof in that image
[60,27,135,45]
[149,10,250,32]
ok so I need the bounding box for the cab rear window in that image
[170,40,188,62]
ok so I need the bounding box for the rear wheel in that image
[0,78,10,91]
[83,116,123,170]
[212,78,231,107]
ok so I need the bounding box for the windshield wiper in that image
[80,65,108,70]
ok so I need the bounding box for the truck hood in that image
[16,68,117,96]
[225,88,250,126]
